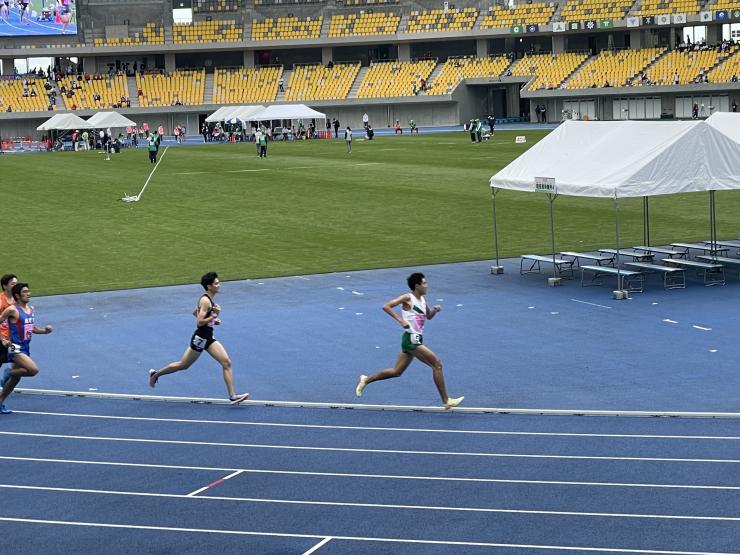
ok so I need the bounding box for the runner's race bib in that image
[409,333,422,345]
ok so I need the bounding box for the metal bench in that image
[559,251,615,269]
[697,256,740,280]
[662,258,725,286]
[633,245,687,259]
[670,243,729,258]
[704,240,740,255]
[581,265,643,292]
[624,262,685,290]
[520,254,575,278]
[599,248,654,263]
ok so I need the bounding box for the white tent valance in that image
[250,104,326,121]
[86,111,136,128]
[490,120,740,198]
[206,105,265,123]
[37,113,94,131]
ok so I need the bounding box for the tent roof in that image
[251,103,326,121]
[490,120,740,198]
[86,111,137,128]
[206,105,265,123]
[706,111,740,143]
[36,113,94,131]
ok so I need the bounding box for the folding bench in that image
[581,265,643,292]
[624,262,685,289]
[662,258,725,286]
[520,254,575,278]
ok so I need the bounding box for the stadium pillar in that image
[322,47,332,66]
[552,35,565,54]
[0,58,14,76]
[476,39,488,58]
[398,43,411,62]
[81,57,97,74]
[165,54,176,73]
[629,30,642,49]
[706,25,722,45]
[243,51,254,69]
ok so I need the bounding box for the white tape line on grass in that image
[0,518,732,554]
[138,146,169,200]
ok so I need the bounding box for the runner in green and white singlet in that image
[355,272,464,409]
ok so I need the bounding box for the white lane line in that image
[570,299,612,309]
[174,171,207,175]
[354,163,379,166]
[303,536,333,555]
[14,411,740,440]
[187,470,243,496]
[663,319,678,324]
[693,325,712,331]
[3,432,740,463]
[3,484,740,522]
[2,456,738,491]
[0,518,733,554]
[224,169,270,173]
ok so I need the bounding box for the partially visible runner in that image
[0,273,18,391]
[0,283,54,415]
[149,272,249,404]
[355,272,464,409]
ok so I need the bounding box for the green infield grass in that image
[3,129,739,295]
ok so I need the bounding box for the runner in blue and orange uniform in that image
[0,273,18,390]
[0,282,53,415]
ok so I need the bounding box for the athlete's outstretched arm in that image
[0,306,18,326]
[383,294,411,329]
[426,302,441,320]
[32,325,53,335]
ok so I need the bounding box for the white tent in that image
[706,111,740,143]
[86,111,136,128]
[488,119,740,286]
[36,113,94,131]
[206,105,265,123]
[250,104,326,121]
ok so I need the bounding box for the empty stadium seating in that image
[0,79,54,113]
[560,0,632,23]
[251,16,323,40]
[356,59,437,98]
[708,46,740,83]
[193,0,243,13]
[173,20,243,44]
[343,0,399,5]
[329,11,401,37]
[480,3,556,30]
[643,49,733,85]
[285,63,360,101]
[511,52,589,90]
[427,56,512,95]
[94,22,165,47]
[59,75,129,110]
[566,47,665,89]
[635,0,701,16]
[136,70,206,107]
[406,8,478,33]
[212,66,283,104]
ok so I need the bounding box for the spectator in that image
[692,103,699,119]
[394,120,402,134]
[733,99,738,113]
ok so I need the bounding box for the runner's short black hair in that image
[11,282,28,301]
[1,274,17,288]
[201,272,219,290]
[407,273,425,291]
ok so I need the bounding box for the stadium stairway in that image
[348,66,369,98]
[276,69,291,102]
[204,73,214,104]
[126,76,140,107]
[424,62,446,94]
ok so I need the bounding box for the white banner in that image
[700,11,712,22]
[656,14,670,25]
[553,21,566,32]
[672,13,687,24]
[626,16,640,27]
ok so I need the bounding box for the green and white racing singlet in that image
[401,294,426,351]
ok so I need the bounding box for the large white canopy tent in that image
[205,105,265,124]
[86,111,137,128]
[489,119,740,286]
[250,104,326,122]
[36,113,94,131]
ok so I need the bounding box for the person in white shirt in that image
[344,126,352,153]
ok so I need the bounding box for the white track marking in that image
[0,518,734,554]
[14,411,740,440]
[2,484,740,521]
[663,319,678,324]
[570,299,612,309]
[224,169,270,173]
[3,432,740,463]
[2,456,738,491]
[187,470,243,496]
[693,325,712,331]
[303,537,333,554]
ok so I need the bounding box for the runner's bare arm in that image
[383,294,411,329]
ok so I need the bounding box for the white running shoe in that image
[445,396,464,409]
[148,369,158,388]
[229,393,249,405]
[355,374,368,397]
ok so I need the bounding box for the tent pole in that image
[643,196,650,247]
[547,192,560,285]
[710,190,717,258]
[490,187,503,274]
[614,194,627,299]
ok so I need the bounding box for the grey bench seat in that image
[580,265,643,292]
[520,254,575,278]
[671,243,730,258]
[624,262,685,289]
[704,240,740,249]
[697,255,740,280]
[633,246,687,258]
[560,251,615,268]
[662,258,725,286]
[599,248,654,262]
